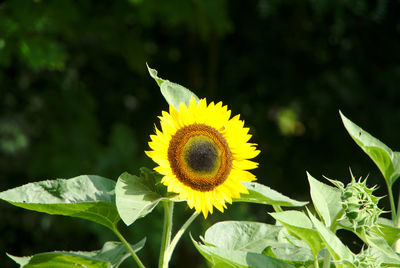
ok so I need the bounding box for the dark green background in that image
[1,0,399,267]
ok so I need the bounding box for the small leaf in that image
[116,172,163,226]
[8,239,145,268]
[308,211,354,264]
[204,221,283,253]
[147,64,199,110]
[0,175,119,230]
[340,111,400,186]
[235,182,307,207]
[307,173,342,227]
[269,211,324,257]
[192,235,295,268]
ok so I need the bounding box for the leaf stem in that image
[112,226,145,268]
[159,200,174,268]
[386,181,397,225]
[314,256,319,268]
[272,205,283,213]
[322,250,330,268]
[165,211,198,261]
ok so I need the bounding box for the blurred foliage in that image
[0,0,399,267]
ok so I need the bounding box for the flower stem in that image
[159,200,174,268]
[165,211,198,261]
[112,226,145,268]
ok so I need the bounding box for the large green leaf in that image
[235,182,307,207]
[377,217,400,246]
[340,111,400,186]
[356,229,400,265]
[203,221,283,253]
[308,212,354,266]
[192,236,295,268]
[262,243,317,267]
[307,173,342,227]
[269,211,323,257]
[203,221,315,267]
[369,247,400,267]
[116,171,163,226]
[147,64,199,110]
[0,175,119,230]
[8,239,145,268]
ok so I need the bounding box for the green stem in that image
[113,227,145,268]
[159,200,174,268]
[394,190,400,253]
[387,181,397,226]
[322,250,330,268]
[321,209,344,267]
[314,255,319,268]
[165,211,199,261]
[272,205,283,213]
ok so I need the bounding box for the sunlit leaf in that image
[147,64,199,110]
[204,221,283,253]
[357,229,400,265]
[307,173,342,227]
[235,182,307,207]
[0,175,119,230]
[308,211,354,265]
[192,235,295,268]
[115,172,162,226]
[340,111,400,186]
[377,218,400,246]
[8,239,145,268]
[269,210,323,257]
[262,243,317,267]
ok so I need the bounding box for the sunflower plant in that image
[1,66,400,268]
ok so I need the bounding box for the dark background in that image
[1,0,399,267]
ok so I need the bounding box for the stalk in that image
[113,227,145,268]
[165,211,199,261]
[159,200,174,268]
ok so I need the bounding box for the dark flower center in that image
[168,123,232,192]
[184,140,218,172]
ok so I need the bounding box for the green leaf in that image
[357,229,400,264]
[0,175,119,230]
[116,171,163,226]
[235,182,308,207]
[308,211,354,265]
[192,235,295,268]
[147,64,199,110]
[262,243,316,267]
[340,111,400,186]
[377,217,400,246]
[369,247,400,267]
[203,221,283,253]
[269,211,323,257]
[8,239,145,268]
[307,173,343,227]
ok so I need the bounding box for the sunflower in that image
[146,97,259,218]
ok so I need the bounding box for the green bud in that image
[330,173,383,231]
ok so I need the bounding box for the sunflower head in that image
[146,97,260,218]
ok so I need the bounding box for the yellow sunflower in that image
[146,97,260,218]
